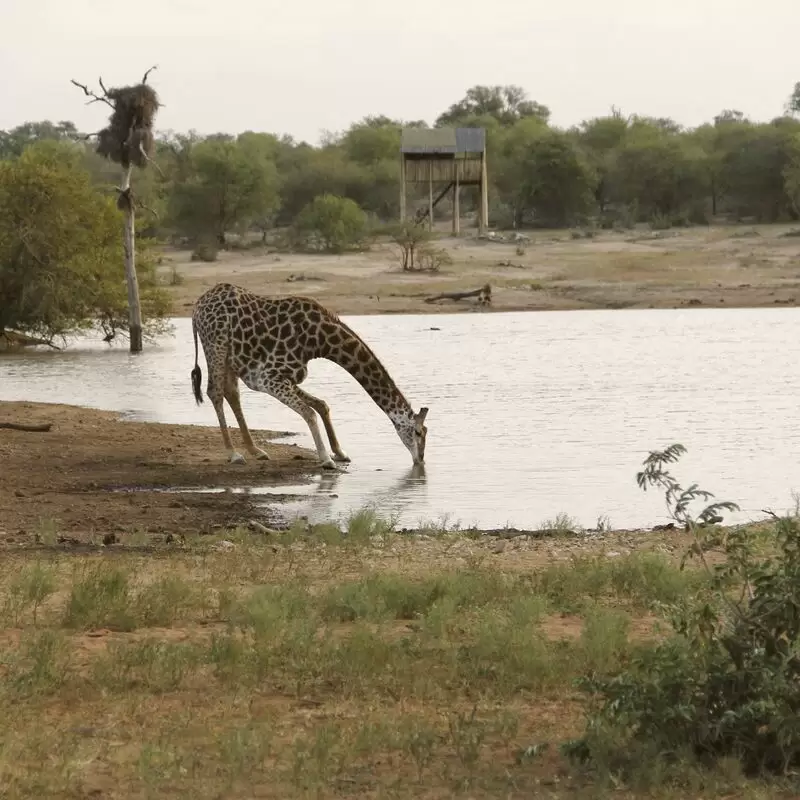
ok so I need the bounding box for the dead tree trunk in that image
[0,422,52,432]
[424,284,492,306]
[120,167,143,353]
[70,66,161,355]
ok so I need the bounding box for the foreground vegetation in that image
[3,447,800,798]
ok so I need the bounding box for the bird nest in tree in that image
[96,83,160,169]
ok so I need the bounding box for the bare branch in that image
[138,203,159,219]
[141,65,158,84]
[138,141,165,178]
[70,78,115,109]
[98,76,110,96]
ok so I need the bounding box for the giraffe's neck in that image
[319,319,414,426]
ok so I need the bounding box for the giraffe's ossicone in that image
[190,283,429,470]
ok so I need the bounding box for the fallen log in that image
[0,421,53,432]
[424,283,491,306]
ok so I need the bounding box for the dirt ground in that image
[161,223,800,316]
[0,401,320,543]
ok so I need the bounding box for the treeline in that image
[2,83,800,251]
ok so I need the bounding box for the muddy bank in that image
[0,401,319,543]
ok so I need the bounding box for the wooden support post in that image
[399,154,407,222]
[121,165,143,353]
[452,162,460,236]
[479,150,489,233]
[428,161,434,231]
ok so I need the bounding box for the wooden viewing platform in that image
[399,127,488,235]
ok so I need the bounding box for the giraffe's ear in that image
[416,407,429,424]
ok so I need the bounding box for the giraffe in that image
[190,283,429,470]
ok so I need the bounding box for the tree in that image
[0,144,168,346]
[714,109,748,126]
[276,145,370,224]
[293,194,368,253]
[609,123,709,222]
[715,120,800,221]
[782,133,800,216]
[436,85,550,127]
[787,82,800,117]
[0,120,79,160]
[168,136,280,244]
[509,129,597,227]
[575,112,629,213]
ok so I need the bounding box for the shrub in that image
[293,194,368,253]
[381,223,434,271]
[566,444,800,779]
[190,241,219,262]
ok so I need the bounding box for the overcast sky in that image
[2,0,798,143]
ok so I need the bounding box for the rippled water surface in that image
[3,309,800,529]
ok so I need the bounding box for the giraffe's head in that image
[394,407,428,465]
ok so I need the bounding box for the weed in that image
[95,639,201,693]
[290,722,344,791]
[3,562,57,625]
[34,517,60,546]
[63,564,134,630]
[168,263,184,285]
[2,630,69,696]
[345,505,397,544]
[399,717,440,782]
[539,511,580,534]
[217,723,272,784]
[447,705,486,772]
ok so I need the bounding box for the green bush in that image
[293,194,368,253]
[190,241,219,262]
[566,444,800,779]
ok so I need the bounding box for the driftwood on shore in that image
[424,284,491,306]
[0,422,53,432]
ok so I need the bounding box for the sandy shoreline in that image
[159,223,800,318]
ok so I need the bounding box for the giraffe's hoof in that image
[229,452,246,465]
[332,452,351,463]
[321,459,338,471]
[253,448,271,461]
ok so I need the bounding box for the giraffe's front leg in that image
[262,379,338,470]
[296,387,350,464]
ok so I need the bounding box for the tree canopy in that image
[3,80,800,299]
[0,143,168,345]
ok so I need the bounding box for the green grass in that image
[0,512,793,798]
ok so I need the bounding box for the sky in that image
[1,0,798,144]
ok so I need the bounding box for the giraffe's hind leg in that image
[224,368,270,461]
[205,348,246,464]
[258,376,337,470]
[295,387,350,463]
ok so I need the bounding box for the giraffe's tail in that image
[191,317,203,405]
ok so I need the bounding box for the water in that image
[2,309,800,530]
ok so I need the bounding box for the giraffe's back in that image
[193,283,343,378]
